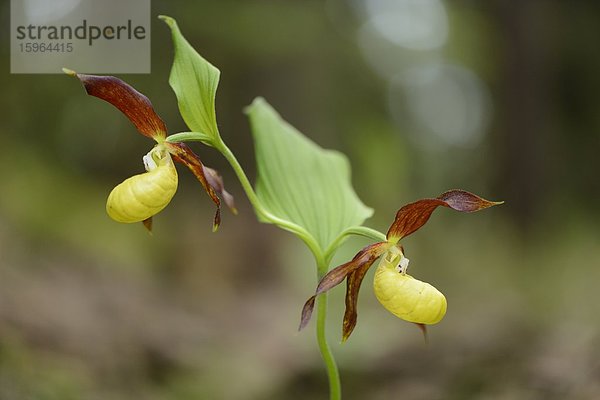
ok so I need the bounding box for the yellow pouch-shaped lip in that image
[106,147,178,223]
[373,259,447,325]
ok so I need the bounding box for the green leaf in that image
[160,15,221,146]
[246,98,373,252]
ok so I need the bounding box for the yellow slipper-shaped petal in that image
[373,259,447,325]
[106,146,178,223]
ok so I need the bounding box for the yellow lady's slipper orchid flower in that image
[65,70,236,230]
[300,190,502,341]
[373,246,447,325]
[106,146,178,223]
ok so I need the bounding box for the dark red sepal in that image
[70,72,167,140]
[386,190,503,242]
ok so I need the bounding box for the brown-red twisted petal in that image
[299,242,389,331]
[165,142,223,231]
[299,296,316,331]
[72,73,167,140]
[203,166,237,215]
[342,257,379,342]
[386,190,503,242]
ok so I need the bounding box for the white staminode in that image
[397,255,410,274]
[143,151,158,172]
[383,246,411,274]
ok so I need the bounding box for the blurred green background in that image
[1,1,600,399]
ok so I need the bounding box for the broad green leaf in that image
[160,15,221,146]
[246,98,373,252]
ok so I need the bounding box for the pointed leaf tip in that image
[158,15,174,26]
[162,15,222,146]
[243,97,267,115]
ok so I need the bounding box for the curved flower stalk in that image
[299,190,503,341]
[63,69,236,231]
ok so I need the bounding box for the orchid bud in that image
[373,248,447,325]
[106,146,178,223]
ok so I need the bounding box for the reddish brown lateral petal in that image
[203,166,237,214]
[165,142,222,231]
[386,190,502,242]
[315,242,388,296]
[299,295,316,331]
[142,217,153,234]
[342,258,378,342]
[73,73,167,140]
[299,242,389,331]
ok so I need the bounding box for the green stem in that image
[343,226,387,242]
[215,140,263,214]
[174,133,343,398]
[215,139,324,258]
[221,138,342,399]
[324,226,386,264]
[315,255,342,400]
[165,131,213,146]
